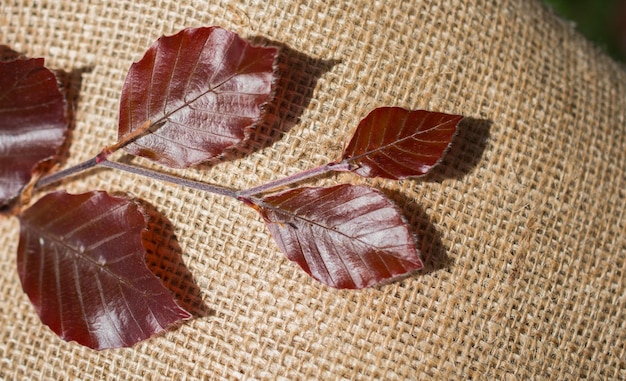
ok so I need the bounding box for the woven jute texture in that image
[1,0,625,379]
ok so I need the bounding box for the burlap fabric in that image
[1,0,624,379]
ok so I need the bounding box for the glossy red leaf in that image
[340,107,463,179]
[0,58,68,207]
[17,191,191,350]
[249,184,423,289]
[118,26,278,168]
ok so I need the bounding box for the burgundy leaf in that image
[340,107,463,179]
[249,184,423,289]
[0,58,68,207]
[118,26,278,168]
[17,191,191,350]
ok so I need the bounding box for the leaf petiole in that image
[102,119,162,155]
[236,162,353,198]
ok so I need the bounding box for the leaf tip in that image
[341,107,464,179]
[117,26,281,168]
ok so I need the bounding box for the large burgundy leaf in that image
[0,58,68,207]
[249,184,423,289]
[118,26,278,168]
[17,191,191,350]
[339,107,463,179]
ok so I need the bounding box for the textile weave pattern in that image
[1,0,624,379]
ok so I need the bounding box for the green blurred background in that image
[543,0,626,62]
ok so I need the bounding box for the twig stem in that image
[236,162,350,198]
[35,157,100,189]
[98,160,239,199]
[34,150,348,201]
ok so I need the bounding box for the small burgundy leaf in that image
[250,184,423,289]
[17,191,191,350]
[118,26,278,168]
[0,58,68,207]
[340,107,463,179]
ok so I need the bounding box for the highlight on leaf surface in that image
[340,107,463,179]
[0,57,68,208]
[118,26,278,168]
[248,184,423,289]
[17,191,191,350]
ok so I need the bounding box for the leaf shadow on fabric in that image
[379,189,451,277]
[425,117,492,182]
[205,38,340,166]
[0,45,23,61]
[136,199,214,319]
[47,67,93,169]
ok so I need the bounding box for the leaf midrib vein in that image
[144,43,267,132]
[346,118,454,163]
[259,200,411,257]
[24,223,160,300]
